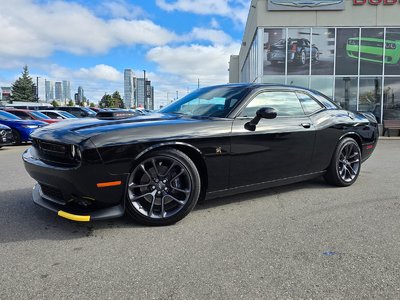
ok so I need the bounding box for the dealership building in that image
[229,0,400,129]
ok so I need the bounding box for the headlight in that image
[348,39,358,45]
[71,145,82,161]
[22,125,39,129]
[385,42,396,49]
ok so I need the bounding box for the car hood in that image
[30,112,231,148]
[0,124,11,130]
[0,119,47,126]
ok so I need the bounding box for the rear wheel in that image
[324,137,361,187]
[126,148,201,226]
[11,129,21,145]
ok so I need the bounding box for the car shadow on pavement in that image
[0,178,331,244]
[0,188,142,244]
[195,177,332,210]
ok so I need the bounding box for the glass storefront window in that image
[360,28,384,75]
[264,28,286,76]
[383,78,400,121]
[287,28,311,75]
[384,28,400,76]
[359,77,382,122]
[310,76,333,98]
[287,76,309,88]
[336,28,359,76]
[263,76,286,84]
[311,28,335,75]
[334,77,358,110]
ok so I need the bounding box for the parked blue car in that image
[0,110,47,144]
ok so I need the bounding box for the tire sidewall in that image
[126,148,201,226]
[334,138,361,187]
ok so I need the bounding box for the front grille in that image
[32,138,79,166]
[40,184,66,205]
[360,40,383,48]
[360,53,383,61]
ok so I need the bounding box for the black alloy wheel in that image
[126,148,201,226]
[324,137,361,187]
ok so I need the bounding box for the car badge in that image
[216,147,222,154]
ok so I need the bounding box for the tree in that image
[11,65,36,102]
[112,91,124,108]
[89,102,95,108]
[51,100,59,107]
[99,94,113,108]
[67,99,74,106]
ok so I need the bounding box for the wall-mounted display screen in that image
[311,28,335,75]
[264,28,286,75]
[336,28,360,75]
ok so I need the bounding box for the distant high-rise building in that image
[135,78,154,110]
[76,86,84,104]
[62,80,71,101]
[124,69,135,108]
[55,82,63,101]
[45,80,54,102]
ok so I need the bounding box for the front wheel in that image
[11,129,21,145]
[126,148,201,226]
[324,137,361,187]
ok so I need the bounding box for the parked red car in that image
[5,109,61,124]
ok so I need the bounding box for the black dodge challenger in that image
[23,84,378,225]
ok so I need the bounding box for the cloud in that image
[156,0,249,25]
[0,0,177,59]
[147,43,240,84]
[186,28,233,45]
[98,0,147,19]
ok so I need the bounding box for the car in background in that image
[56,107,97,118]
[0,124,14,148]
[0,110,47,144]
[267,38,319,65]
[5,109,60,124]
[347,31,400,65]
[40,110,77,120]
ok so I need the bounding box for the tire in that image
[11,129,22,145]
[298,49,306,65]
[324,137,361,187]
[126,148,201,226]
[313,51,320,63]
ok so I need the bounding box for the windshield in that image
[30,111,50,119]
[159,86,250,118]
[82,107,96,115]
[0,110,21,120]
[59,111,77,118]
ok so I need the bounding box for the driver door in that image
[229,90,316,188]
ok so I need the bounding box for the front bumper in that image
[23,146,128,221]
[32,184,124,221]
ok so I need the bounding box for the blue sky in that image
[0,0,249,107]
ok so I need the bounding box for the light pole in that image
[36,76,40,102]
[143,70,146,109]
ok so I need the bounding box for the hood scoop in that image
[96,110,139,120]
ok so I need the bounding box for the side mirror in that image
[244,107,277,131]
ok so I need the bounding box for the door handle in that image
[301,123,311,128]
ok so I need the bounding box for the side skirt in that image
[205,171,325,200]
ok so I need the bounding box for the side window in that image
[47,112,57,118]
[296,92,324,115]
[13,111,32,120]
[240,91,305,117]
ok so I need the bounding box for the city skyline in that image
[0,0,248,108]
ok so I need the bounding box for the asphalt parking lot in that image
[1,141,400,299]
